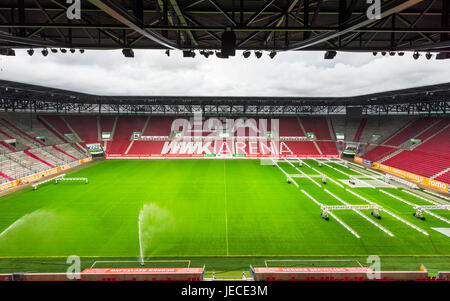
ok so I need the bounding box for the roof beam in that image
[245,0,276,26]
[207,0,237,26]
[286,0,425,51]
[169,0,198,46]
[88,0,179,49]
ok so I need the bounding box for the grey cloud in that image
[0,49,448,97]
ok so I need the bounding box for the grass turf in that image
[0,159,448,273]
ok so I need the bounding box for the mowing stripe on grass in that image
[301,190,360,239]
[324,189,394,237]
[346,188,429,236]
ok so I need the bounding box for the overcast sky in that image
[0,49,448,97]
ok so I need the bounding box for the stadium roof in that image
[0,0,449,53]
[0,79,449,106]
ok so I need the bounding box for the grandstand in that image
[0,79,449,282]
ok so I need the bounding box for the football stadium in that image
[0,0,449,286]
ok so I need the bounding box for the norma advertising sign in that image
[373,162,448,192]
[354,156,364,164]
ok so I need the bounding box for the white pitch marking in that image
[380,190,450,225]
[402,189,439,205]
[301,190,360,238]
[271,158,299,187]
[284,158,321,188]
[346,188,429,236]
[326,161,391,189]
[324,189,394,237]
[310,166,345,188]
[380,189,415,206]
[422,190,450,202]
[322,161,376,188]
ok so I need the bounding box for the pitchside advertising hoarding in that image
[354,157,448,192]
[0,157,93,192]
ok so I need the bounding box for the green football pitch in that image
[0,159,449,274]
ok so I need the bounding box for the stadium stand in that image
[383,150,450,178]
[1,113,449,185]
[300,117,331,140]
[144,116,175,136]
[435,171,450,184]
[413,126,450,156]
[353,118,367,142]
[107,116,147,155]
[283,141,320,156]
[65,115,99,144]
[40,115,77,142]
[382,117,438,147]
[277,117,304,136]
[127,141,167,156]
[316,141,339,155]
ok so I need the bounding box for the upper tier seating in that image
[413,126,450,156]
[100,116,115,133]
[42,115,73,136]
[145,116,175,136]
[353,118,367,142]
[107,116,147,154]
[277,117,304,136]
[415,118,449,141]
[383,117,438,146]
[65,115,99,143]
[300,117,331,140]
[283,141,320,156]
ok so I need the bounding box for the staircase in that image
[431,167,450,180]
[97,116,102,141]
[327,117,340,153]
[382,117,417,146]
[353,118,367,142]
[61,116,82,142]
[37,116,68,143]
[1,118,46,147]
[297,117,322,154]
[380,148,403,163]
[111,116,118,140]
[410,124,450,151]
